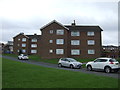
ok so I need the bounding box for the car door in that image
[92,59,101,69]
[98,59,108,69]
[63,59,70,67]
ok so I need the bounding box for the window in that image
[71,31,80,36]
[31,38,37,42]
[87,32,94,36]
[22,44,26,47]
[56,29,64,35]
[56,49,64,54]
[22,38,26,42]
[88,40,95,45]
[49,40,53,43]
[56,39,64,44]
[88,49,95,54]
[22,49,26,53]
[71,49,80,55]
[31,44,37,47]
[71,40,80,45]
[31,50,37,53]
[50,30,53,34]
[18,38,20,41]
[17,50,19,52]
[18,44,20,46]
[49,49,53,53]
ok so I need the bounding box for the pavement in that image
[1,55,120,79]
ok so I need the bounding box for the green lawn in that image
[2,57,118,88]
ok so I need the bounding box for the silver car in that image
[58,58,82,69]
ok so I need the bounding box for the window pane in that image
[31,50,37,53]
[22,38,26,41]
[31,44,37,47]
[71,40,80,45]
[31,39,37,42]
[56,49,64,54]
[88,40,95,45]
[71,31,80,36]
[22,49,26,53]
[87,32,94,36]
[56,39,64,44]
[22,44,26,47]
[56,29,64,35]
[49,40,53,43]
[88,50,95,54]
[50,30,53,34]
[71,49,80,55]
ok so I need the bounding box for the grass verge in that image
[2,57,118,88]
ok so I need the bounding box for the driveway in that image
[2,55,120,79]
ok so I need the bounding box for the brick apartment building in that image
[13,20,103,59]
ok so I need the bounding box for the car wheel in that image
[70,64,74,69]
[104,67,111,73]
[87,65,92,71]
[58,63,62,67]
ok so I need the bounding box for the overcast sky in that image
[0,0,119,46]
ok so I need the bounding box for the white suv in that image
[58,58,82,69]
[86,57,120,73]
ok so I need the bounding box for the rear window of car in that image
[109,59,117,62]
[100,59,108,62]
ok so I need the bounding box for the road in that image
[2,55,120,79]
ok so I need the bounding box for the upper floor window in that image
[87,31,94,36]
[49,40,53,43]
[71,40,80,45]
[22,44,26,47]
[71,49,80,55]
[22,38,26,42]
[56,29,64,35]
[56,39,64,45]
[71,31,80,36]
[50,30,53,34]
[87,40,95,45]
[56,49,64,54]
[31,44,37,47]
[31,38,37,42]
[18,38,20,41]
[88,49,95,54]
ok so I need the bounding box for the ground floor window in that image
[22,49,26,53]
[71,49,80,55]
[31,50,37,53]
[56,49,64,54]
[88,49,95,54]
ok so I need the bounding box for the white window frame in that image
[56,49,64,54]
[56,39,64,45]
[22,38,26,42]
[22,44,26,47]
[31,38,37,42]
[49,49,53,53]
[87,31,94,36]
[31,44,37,48]
[49,40,53,43]
[71,31,80,36]
[71,40,80,45]
[71,49,80,55]
[31,50,37,53]
[88,49,95,54]
[50,30,53,34]
[56,29,64,35]
[88,40,95,45]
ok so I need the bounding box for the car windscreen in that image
[109,59,117,62]
[68,58,77,62]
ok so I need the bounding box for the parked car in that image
[58,58,82,69]
[86,57,120,73]
[18,54,29,60]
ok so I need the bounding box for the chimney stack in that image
[71,20,76,26]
